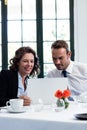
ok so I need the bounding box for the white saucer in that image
[7,107,26,113]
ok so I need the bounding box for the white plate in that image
[7,107,26,113]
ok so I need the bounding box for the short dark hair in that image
[51,40,69,53]
[9,46,40,77]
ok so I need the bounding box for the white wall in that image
[74,0,87,63]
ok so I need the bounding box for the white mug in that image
[6,99,23,111]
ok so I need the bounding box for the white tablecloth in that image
[0,102,87,130]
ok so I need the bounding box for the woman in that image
[0,46,40,107]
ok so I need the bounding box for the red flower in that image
[54,89,71,109]
[54,89,71,99]
[62,90,71,98]
[54,90,63,99]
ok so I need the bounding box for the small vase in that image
[56,99,65,108]
[63,98,69,109]
[56,98,69,109]
[55,99,65,112]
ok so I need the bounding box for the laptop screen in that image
[27,78,68,104]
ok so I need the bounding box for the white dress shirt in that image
[47,61,87,96]
[17,73,29,97]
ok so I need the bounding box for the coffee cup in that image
[6,99,23,111]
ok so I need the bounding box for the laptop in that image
[27,78,68,104]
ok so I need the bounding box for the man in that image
[47,40,87,97]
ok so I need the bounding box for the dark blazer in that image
[0,70,18,107]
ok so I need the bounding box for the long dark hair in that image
[9,46,40,77]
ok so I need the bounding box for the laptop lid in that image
[27,78,68,104]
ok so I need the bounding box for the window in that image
[43,0,71,76]
[1,0,74,77]
[7,0,37,63]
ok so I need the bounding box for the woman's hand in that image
[19,95,31,106]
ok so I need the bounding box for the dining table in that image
[0,101,87,130]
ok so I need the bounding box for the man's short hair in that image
[51,40,69,53]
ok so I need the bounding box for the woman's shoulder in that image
[0,70,17,76]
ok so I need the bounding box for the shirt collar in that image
[18,72,22,79]
[66,60,74,74]
[18,72,29,79]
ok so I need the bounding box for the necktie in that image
[62,71,74,101]
[62,70,67,77]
